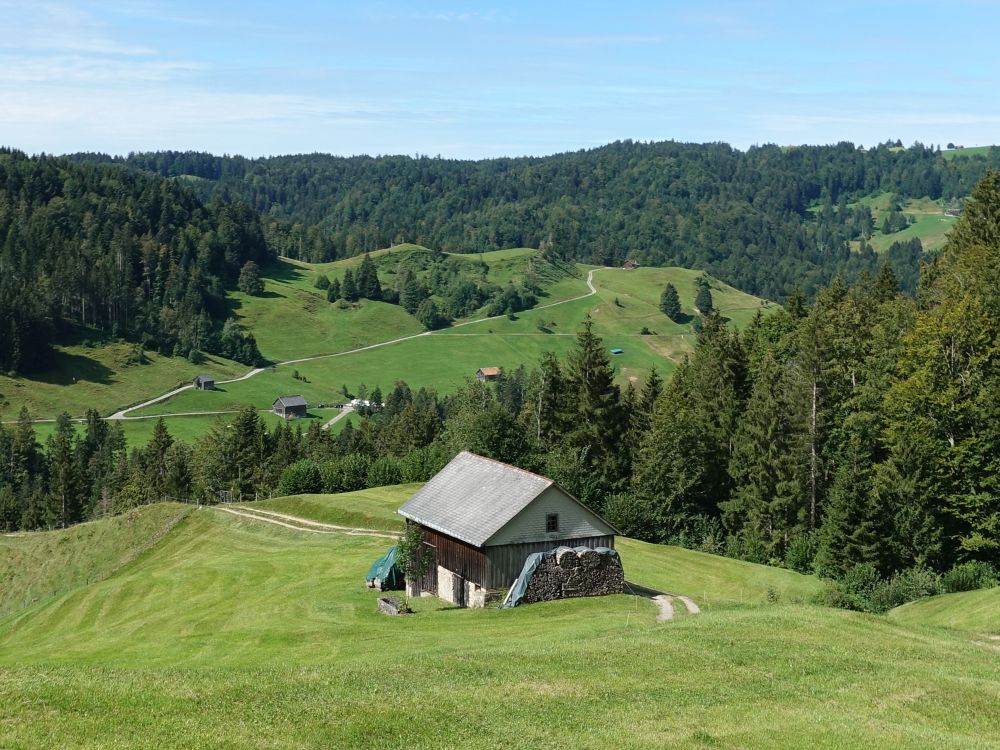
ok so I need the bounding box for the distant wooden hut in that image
[476,367,501,382]
[398,452,618,608]
[193,374,215,390]
[272,395,308,419]
[622,259,640,269]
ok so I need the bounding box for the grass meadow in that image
[131,265,769,420]
[0,343,245,421]
[1,489,998,748]
[889,587,1000,634]
[3,247,771,452]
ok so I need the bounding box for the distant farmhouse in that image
[622,259,640,269]
[193,374,215,390]
[476,367,501,382]
[272,395,307,419]
[397,452,619,608]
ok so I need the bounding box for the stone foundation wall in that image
[436,565,492,608]
[521,547,623,604]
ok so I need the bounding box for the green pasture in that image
[245,485,418,531]
[0,343,245,422]
[230,282,424,362]
[941,145,996,160]
[246,488,820,608]
[0,503,190,617]
[3,250,769,450]
[0,493,997,748]
[889,586,1000,634]
[866,212,957,254]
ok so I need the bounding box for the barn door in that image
[453,573,466,607]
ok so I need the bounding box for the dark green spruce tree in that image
[694,277,714,314]
[557,316,627,507]
[722,352,806,561]
[660,282,682,321]
[356,253,382,300]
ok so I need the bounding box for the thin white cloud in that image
[0,55,203,83]
[1,1,157,55]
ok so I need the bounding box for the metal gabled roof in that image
[398,451,554,547]
[274,395,307,408]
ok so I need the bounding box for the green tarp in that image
[366,545,404,591]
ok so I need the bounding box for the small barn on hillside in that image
[475,367,501,382]
[397,451,618,607]
[193,374,215,390]
[272,395,307,419]
[622,259,640,269]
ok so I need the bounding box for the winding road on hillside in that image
[104,268,606,422]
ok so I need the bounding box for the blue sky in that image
[2,1,998,158]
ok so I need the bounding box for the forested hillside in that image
[8,171,999,614]
[0,149,271,374]
[72,141,1000,299]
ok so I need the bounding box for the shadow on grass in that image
[263,259,309,285]
[29,350,115,386]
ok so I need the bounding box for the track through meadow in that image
[105,268,605,421]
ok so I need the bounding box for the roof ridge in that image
[457,451,553,485]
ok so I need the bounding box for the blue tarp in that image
[501,546,621,608]
[366,545,404,591]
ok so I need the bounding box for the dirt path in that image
[100,268,607,423]
[652,595,675,622]
[676,595,701,614]
[320,405,353,430]
[217,506,397,539]
[624,580,700,622]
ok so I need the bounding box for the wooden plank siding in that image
[418,524,614,591]
[418,526,489,593]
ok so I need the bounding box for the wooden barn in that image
[397,451,618,608]
[475,367,501,382]
[272,395,307,419]
[193,374,215,390]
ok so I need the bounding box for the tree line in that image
[316,248,544,329]
[0,149,271,374]
[69,141,1000,301]
[3,170,999,613]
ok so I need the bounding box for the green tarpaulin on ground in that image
[366,545,404,591]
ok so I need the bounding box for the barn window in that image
[546,513,559,533]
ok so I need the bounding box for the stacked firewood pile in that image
[521,547,624,604]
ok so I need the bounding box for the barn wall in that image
[485,487,616,547]
[418,524,615,597]
[484,535,615,589]
[420,527,489,589]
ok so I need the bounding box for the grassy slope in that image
[0,344,244,421]
[888,587,1000,634]
[244,484,417,531]
[941,145,996,160]
[0,503,190,616]
[230,274,424,362]
[849,194,958,254]
[0,501,997,748]
[244,487,819,607]
[132,265,769,417]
